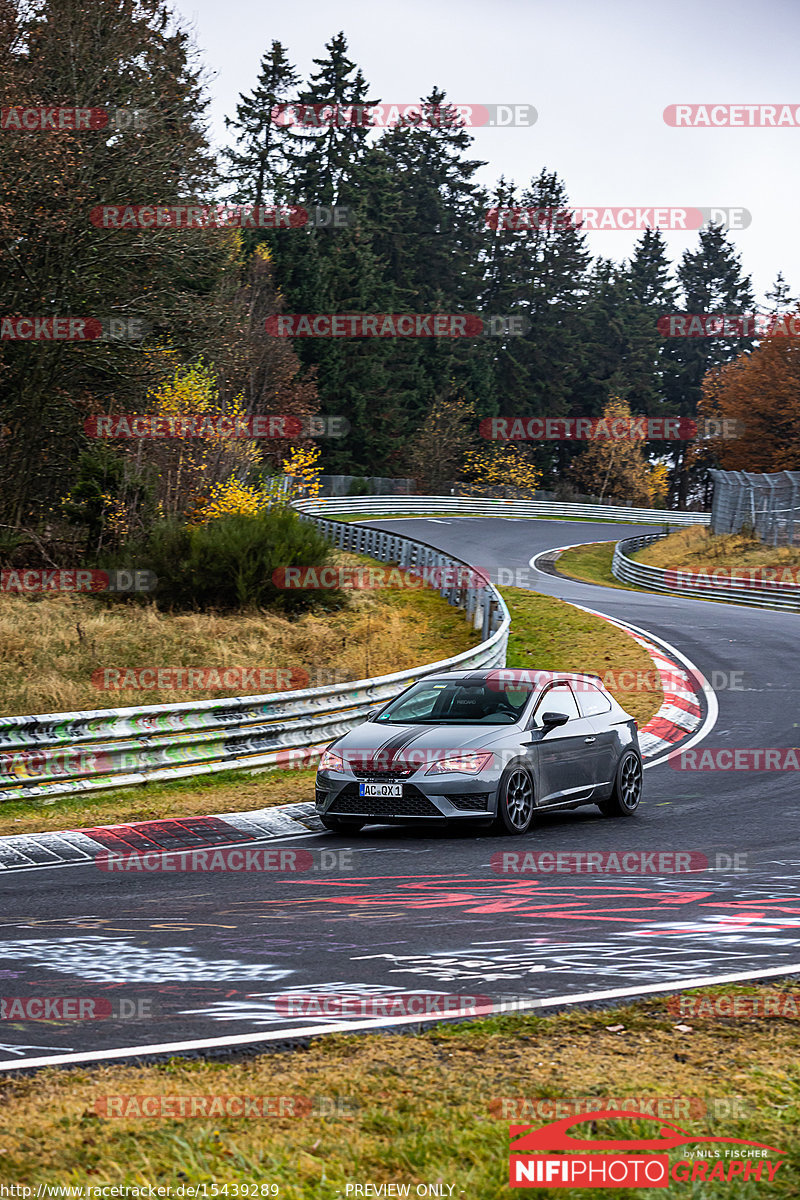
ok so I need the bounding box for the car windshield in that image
[375,679,531,724]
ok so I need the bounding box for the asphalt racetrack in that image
[2,517,800,1070]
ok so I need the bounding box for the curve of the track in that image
[2,517,800,1071]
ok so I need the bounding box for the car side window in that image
[578,683,612,717]
[531,682,580,727]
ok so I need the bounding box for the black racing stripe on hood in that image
[373,725,430,764]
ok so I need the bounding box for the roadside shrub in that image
[103,508,344,614]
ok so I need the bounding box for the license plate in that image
[359,782,402,798]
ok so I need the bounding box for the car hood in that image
[333,721,517,761]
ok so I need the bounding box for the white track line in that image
[0,529,741,1071]
[527,542,719,768]
[2,962,800,1072]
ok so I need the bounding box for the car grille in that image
[315,786,327,806]
[448,793,491,812]
[351,765,414,779]
[329,784,442,817]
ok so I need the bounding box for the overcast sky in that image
[174,0,799,304]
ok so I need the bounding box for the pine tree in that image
[764,271,798,313]
[663,226,754,507]
[482,169,592,484]
[223,40,300,209]
[288,31,376,207]
[0,0,224,523]
[614,228,676,417]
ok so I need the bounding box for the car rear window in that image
[578,682,612,716]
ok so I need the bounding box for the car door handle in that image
[584,736,596,744]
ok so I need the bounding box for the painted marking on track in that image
[2,961,800,1071]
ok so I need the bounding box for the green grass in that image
[637,525,800,572]
[0,551,479,717]
[2,984,799,1196]
[0,766,318,837]
[556,541,647,592]
[500,586,662,727]
[331,511,636,524]
[558,534,793,611]
[0,585,663,835]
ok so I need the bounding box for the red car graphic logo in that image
[510,1110,785,1155]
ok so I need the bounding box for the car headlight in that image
[426,752,493,775]
[319,749,346,772]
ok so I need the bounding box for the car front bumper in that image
[315,769,502,823]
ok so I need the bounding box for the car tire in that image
[493,764,536,835]
[598,750,642,817]
[320,816,365,833]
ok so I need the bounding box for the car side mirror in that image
[541,710,569,730]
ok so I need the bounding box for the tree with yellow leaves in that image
[282,444,323,500]
[569,396,667,507]
[144,360,260,518]
[461,443,542,498]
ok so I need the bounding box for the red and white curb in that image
[0,802,324,873]
[0,570,715,873]
[572,605,709,762]
[531,541,717,767]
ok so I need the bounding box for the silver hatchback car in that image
[314,668,642,834]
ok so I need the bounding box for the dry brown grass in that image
[636,525,800,571]
[0,989,798,1194]
[0,552,478,717]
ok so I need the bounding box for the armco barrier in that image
[294,495,710,525]
[0,517,509,802]
[612,534,800,611]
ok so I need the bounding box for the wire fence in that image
[710,469,800,546]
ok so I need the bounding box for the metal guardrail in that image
[612,534,800,611]
[0,516,509,802]
[296,495,710,525]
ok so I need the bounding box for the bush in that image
[103,508,344,614]
[346,476,375,496]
